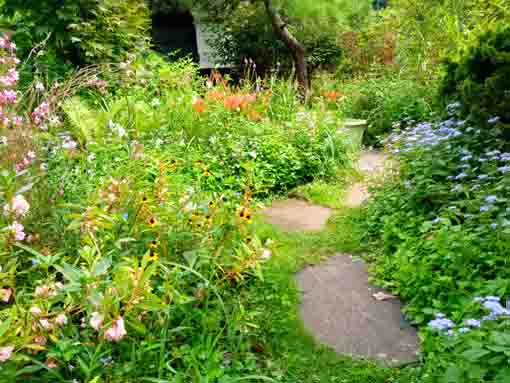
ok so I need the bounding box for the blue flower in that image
[498,165,510,174]
[122,213,129,220]
[428,316,455,331]
[491,223,498,230]
[446,329,457,337]
[480,205,492,212]
[488,116,500,124]
[465,319,481,328]
[485,195,498,203]
[483,301,510,316]
[477,174,489,180]
[458,327,470,334]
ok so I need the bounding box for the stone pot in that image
[337,119,368,148]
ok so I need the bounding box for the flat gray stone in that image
[296,254,419,364]
[263,199,332,232]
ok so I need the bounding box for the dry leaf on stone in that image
[372,292,397,301]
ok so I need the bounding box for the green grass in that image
[247,187,422,382]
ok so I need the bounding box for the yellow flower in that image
[208,201,216,209]
[148,251,159,262]
[239,209,252,222]
[149,240,158,249]
[141,195,149,203]
[203,169,211,177]
[148,217,157,227]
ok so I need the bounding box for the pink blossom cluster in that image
[0,35,16,52]
[0,68,19,87]
[0,90,17,104]
[14,150,36,173]
[90,312,127,342]
[87,77,108,93]
[31,101,50,125]
[3,194,31,242]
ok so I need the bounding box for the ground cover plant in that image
[358,65,510,382]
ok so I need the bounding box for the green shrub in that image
[440,24,510,125]
[209,2,343,75]
[5,0,150,65]
[339,76,433,145]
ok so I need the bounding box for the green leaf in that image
[93,257,111,276]
[461,347,491,362]
[444,365,461,382]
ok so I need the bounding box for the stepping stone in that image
[358,150,389,174]
[296,254,419,364]
[263,199,332,232]
[343,150,390,207]
[344,182,370,208]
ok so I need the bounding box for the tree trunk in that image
[263,0,310,101]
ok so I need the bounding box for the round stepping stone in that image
[296,254,419,364]
[263,199,332,232]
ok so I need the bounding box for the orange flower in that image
[247,110,263,121]
[206,90,226,102]
[322,90,342,102]
[192,97,206,113]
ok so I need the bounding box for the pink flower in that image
[30,306,43,316]
[8,222,25,241]
[31,101,50,125]
[0,288,12,303]
[0,346,14,362]
[90,312,103,330]
[12,116,23,127]
[0,90,17,104]
[7,195,30,217]
[35,285,50,298]
[39,319,53,330]
[0,289,11,303]
[104,317,127,342]
[55,314,67,326]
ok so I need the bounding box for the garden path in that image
[263,150,419,364]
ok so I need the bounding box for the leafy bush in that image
[440,24,510,125]
[338,76,433,145]
[209,1,343,74]
[360,103,510,381]
[4,0,150,65]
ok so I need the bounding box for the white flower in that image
[151,98,161,108]
[0,136,7,145]
[87,153,96,162]
[261,249,272,260]
[90,312,104,330]
[35,82,45,92]
[62,138,78,150]
[0,346,14,362]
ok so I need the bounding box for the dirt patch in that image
[263,199,332,232]
[296,254,419,364]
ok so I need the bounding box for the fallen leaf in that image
[372,292,397,301]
